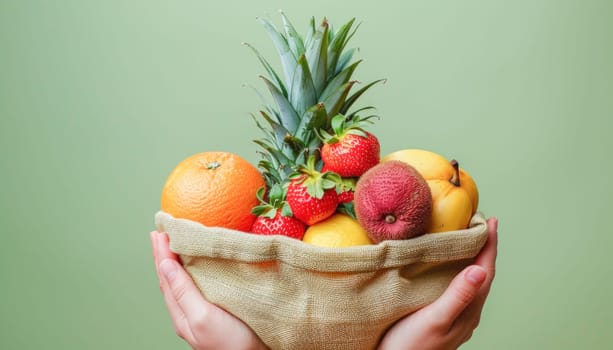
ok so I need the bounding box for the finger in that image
[459,218,499,326]
[474,218,498,278]
[158,258,193,342]
[156,232,181,262]
[425,265,487,327]
[158,257,214,327]
[150,231,161,273]
[153,233,195,342]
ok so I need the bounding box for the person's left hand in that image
[150,231,269,350]
[377,217,498,350]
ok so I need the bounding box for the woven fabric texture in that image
[155,211,488,350]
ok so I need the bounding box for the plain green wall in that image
[1,0,612,349]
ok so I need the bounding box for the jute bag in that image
[155,211,488,350]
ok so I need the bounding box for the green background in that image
[1,0,611,349]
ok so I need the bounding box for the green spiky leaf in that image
[280,11,305,58]
[335,48,357,75]
[305,18,329,96]
[341,78,386,115]
[295,102,327,141]
[260,76,300,133]
[244,43,287,97]
[319,60,361,102]
[322,81,356,119]
[258,17,298,88]
[289,54,317,122]
[327,18,356,75]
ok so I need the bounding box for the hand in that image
[378,217,499,350]
[150,231,269,350]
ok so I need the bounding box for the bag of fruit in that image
[155,210,488,350]
[155,14,490,350]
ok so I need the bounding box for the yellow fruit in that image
[382,149,479,233]
[303,214,373,247]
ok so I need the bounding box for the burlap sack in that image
[155,211,488,350]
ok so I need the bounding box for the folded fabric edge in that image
[154,211,488,273]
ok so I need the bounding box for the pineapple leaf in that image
[322,81,356,119]
[319,60,361,103]
[260,76,301,133]
[295,102,327,141]
[327,18,356,75]
[245,84,277,117]
[244,43,287,97]
[335,48,357,75]
[258,17,298,89]
[305,18,329,96]
[254,139,291,165]
[289,54,317,122]
[341,78,386,115]
[258,110,290,145]
[250,113,274,140]
[280,11,305,59]
[344,20,361,49]
[304,17,316,51]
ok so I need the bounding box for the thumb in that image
[427,265,487,324]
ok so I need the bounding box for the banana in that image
[382,149,479,233]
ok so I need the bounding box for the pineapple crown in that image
[247,12,384,188]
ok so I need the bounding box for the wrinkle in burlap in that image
[155,211,488,350]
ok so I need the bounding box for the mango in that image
[382,149,479,233]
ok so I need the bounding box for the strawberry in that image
[250,184,306,239]
[320,114,380,177]
[335,176,357,204]
[285,156,339,226]
[251,211,306,239]
[338,188,354,204]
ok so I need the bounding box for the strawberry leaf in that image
[346,128,367,138]
[337,202,356,219]
[281,202,293,217]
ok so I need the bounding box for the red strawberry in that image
[320,115,380,177]
[338,189,354,204]
[337,177,357,204]
[286,179,338,225]
[250,184,305,240]
[251,211,306,239]
[285,156,339,226]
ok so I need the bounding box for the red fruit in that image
[336,177,357,204]
[354,160,432,243]
[251,211,306,240]
[286,178,338,226]
[338,189,354,204]
[322,131,380,177]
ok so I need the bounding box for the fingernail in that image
[466,266,486,285]
[160,259,177,282]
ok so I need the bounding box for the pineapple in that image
[248,13,382,227]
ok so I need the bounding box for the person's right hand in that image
[150,231,269,350]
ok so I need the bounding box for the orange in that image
[161,151,265,231]
[303,214,373,247]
